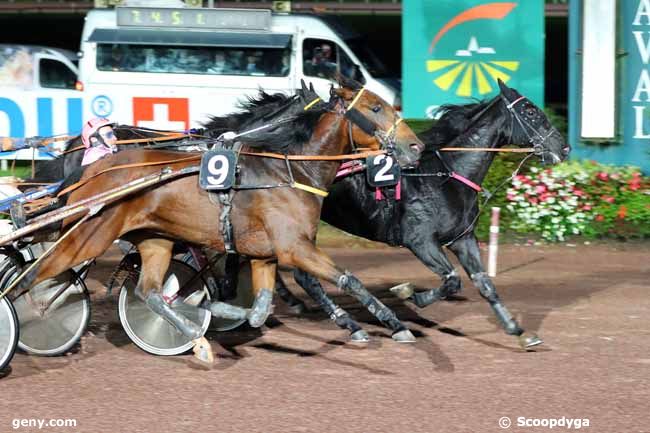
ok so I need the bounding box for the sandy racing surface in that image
[0,241,648,433]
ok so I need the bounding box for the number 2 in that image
[207,155,229,185]
[373,155,394,182]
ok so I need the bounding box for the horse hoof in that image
[350,330,370,343]
[192,337,214,366]
[247,288,273,328]
[286,302,307,315]
[392,329,416,343]
[389,283,414,300]
[518,332,543,349]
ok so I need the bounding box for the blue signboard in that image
[569,0,650,173]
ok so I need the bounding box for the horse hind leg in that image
[391,239,462,308]
[135,238,214,365]
[293,269,369,343]
[278,242,414,343]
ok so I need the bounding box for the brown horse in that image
[16,82,424,364]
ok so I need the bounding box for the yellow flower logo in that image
[426,59,519,98]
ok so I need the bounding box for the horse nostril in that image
[410,143,424,155]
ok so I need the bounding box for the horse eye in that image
[372,105,382,113]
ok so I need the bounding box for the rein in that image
[61,132,198,155]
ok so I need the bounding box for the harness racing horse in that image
[14,82,424,364]
[278,79,570,348]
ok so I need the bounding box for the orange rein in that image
[55,149,387,199]
[439,147,535,153]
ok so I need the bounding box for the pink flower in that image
[629,179,641,191]
[601,195,615,203]
[573,188,585,197]
[535,185,547,194]
[595,214,605,222]
[597,172,609,181]
[581,204,592,211]
[507,192,516,201]
[529,197,539,205]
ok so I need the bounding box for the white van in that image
[0,45,81,148]
[78,6,400,131]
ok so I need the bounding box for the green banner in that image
[403,0,544,118]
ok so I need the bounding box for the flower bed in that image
[504,160,650,241]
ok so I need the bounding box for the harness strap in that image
[292,182,328,197]
[386,118,404,137]
[450,172,482,192]
[303,97,322,111]
[216,190,236,253]
[346,87,366,112]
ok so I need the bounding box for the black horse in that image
[276,79,570,348]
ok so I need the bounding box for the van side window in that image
[39,59,77,89]
[302,38,362,82]
[303,39,337,79]
[96,44,290,77]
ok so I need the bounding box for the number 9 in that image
[207,155,229,185]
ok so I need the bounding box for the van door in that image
[300,38,363,99]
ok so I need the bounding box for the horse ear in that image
[497,78,508,94]
[309,82,315,92]
[300,79,308,94]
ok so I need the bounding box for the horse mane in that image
[203,90,326,153]
[418,99,491,154]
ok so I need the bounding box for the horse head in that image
[498,79,570,165]
[332,76,424,168]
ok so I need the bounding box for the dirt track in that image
[0,241,648,433]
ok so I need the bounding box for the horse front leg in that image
[277,241,414,342]
[199,258,276,328]
[134,238,213,364]
[293,269,369,342]
[391,236,462,307]
[447,234,542,349]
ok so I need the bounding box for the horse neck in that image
[441,105,510,186]
[292,113,349,189]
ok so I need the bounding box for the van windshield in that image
[344,38,390,78]
[96,44,290,77]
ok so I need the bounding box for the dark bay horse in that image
[16,83,424,364]
[279,80,570,348]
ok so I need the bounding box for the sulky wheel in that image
[0,296,19,371]
[10,267,90,356]
[118,259,212,356]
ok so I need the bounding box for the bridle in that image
[500,94,560,164]
[337,86,404,156]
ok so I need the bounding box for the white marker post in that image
[487,207,500,277]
